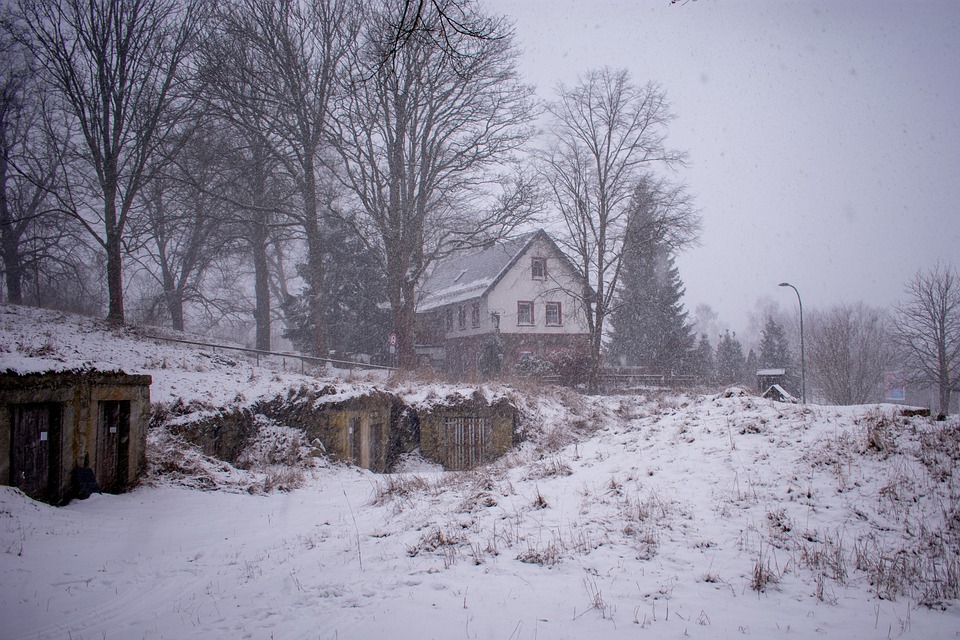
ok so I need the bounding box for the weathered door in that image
[440,416,492,470]
[10,403,62,502]
[348,415,362,465]
[369,421,384,472]
[97,400,130,492]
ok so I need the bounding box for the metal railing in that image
[142,333,395,374]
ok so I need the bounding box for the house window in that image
[531,257,547,280]
[471,302,481,328]
[445,308,453,331]
[458,305,467,330]
[545,301,562,326]
[517,301,534,325]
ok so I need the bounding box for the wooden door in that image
[97,401,130,492]
[440,416,492,470]
[369,422,384,472]
[10,403,62,502]
[348,415,362,465]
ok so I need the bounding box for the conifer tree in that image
[758,315,796,393]
[715,330,745,385]
[283,218,390,360]
[744,348,758,387]
[758,316,791,369]
[609,185,695,376]
[690,333,715,384]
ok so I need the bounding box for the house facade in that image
[416,230,590,377]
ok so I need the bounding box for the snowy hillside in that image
[1,303,959,639]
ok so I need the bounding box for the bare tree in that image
[380,0,506,73]
[0,30,97,311]
[808,303,893,405]
[220,134,291,352]
[541,67,687,390]
[892,264,960,415]
[203,0,357,356]
[330,0,537,369]
[127,125,229,332]
[10,0,206,323]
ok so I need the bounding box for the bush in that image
[545,344,594,387]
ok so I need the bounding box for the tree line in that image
[2,1,956,412]
[614,263,959,416]
[0,0,697,375]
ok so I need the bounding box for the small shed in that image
[419,396,516,470]
[0,370,152,505]
[756,368,787,393]
[763,384,797,403]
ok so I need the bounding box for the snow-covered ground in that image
[1,303,959,639]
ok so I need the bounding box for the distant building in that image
[415,230,590,377]
[756,368,786,393]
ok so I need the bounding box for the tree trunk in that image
[395,278,418,370]
[161,270,185,331]
[251,222,271,352]
[0,207,23,305]
[0,149,23,304]
[301,166,327,359]
[939,338,951,416]
[103,180,124,324]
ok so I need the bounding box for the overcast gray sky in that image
[484,0,960,332]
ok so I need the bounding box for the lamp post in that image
[778,282,806,404]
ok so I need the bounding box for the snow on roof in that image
[763,383,798,402]
[416,232,539,312]
[756,368,786,376]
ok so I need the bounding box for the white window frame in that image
[531,257,547,280]
[545,301,562,326]
[517,301,534,326]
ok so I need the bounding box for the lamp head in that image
[778,282,790,287]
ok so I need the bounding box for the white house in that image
[415,230,590,377]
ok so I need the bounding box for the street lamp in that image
[778,282,806,404]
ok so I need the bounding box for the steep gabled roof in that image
[417,231,546,312]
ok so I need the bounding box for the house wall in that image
[486,234,588,337]
[0,372,151,504]
[430,235,590,377]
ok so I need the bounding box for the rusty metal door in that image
[10,403,62,502]
[97,401,130,492]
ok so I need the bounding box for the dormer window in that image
[531,257,546,280]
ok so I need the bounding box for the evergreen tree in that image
[690,333,715,384]
[283,219,390,361]
[757,316,797,393]
[715,330,745,385]
[609,204,695,376]
[744,348,758,387]
[758,316,791,369]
